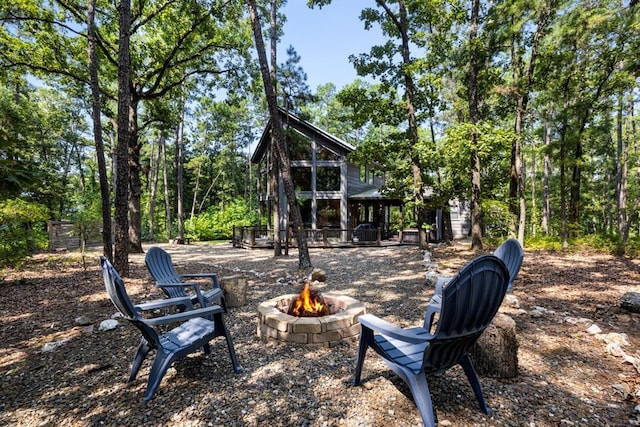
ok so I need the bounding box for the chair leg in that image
[353,327,372,386]
[144,350,175,402]
[402,369,437,427]
[460,355,491,415]
[213,312,242,373]
[129,338,151,383]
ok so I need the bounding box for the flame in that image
[290,282,328,317]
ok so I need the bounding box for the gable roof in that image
[251,107,355,164]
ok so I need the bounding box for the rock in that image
[99,319,120,331]
[310,268,327,282]
[425,271,438,287]
[620,292,640,313]
[74,315,92,326]
[41,338,71,352]
[504,294,520,308]
[586,324,602,335]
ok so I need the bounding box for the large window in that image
[291,167,312,191]
[316,167,340,191]
[316,146,340,161]
[317,199,340,228]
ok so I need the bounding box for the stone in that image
[620,292,640,313]
[310,268,327,282]
[99,319,120,331]
[74,315,92,326]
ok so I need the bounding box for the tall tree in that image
[468,0,483,249]
[87,0,112,261]
[114,0,131,274]
[248,0,312,269]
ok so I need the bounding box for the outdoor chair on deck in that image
[145,246,226,311]
[354,254,510,426]
[100,257,242,401]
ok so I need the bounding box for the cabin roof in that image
[251,108,355,164]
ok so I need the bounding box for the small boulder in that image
[99,319,120,331]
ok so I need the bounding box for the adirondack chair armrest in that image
[156,281,206,304]
[142,304,224,326]
[179,273,220,288]
[134,296,194,312]
[359,314,431,344]
[434,276,451,296]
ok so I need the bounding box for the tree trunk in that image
[270,0,282,256]
[616,95,627,237]
[470,313,519,378]
[128,103,143,253]
[176,93,186,243]
[248,0,311,269]
[376,0,426,249]
[148,136,160,241]
[190,160,201,222]
[87,0,113,261]
[161,136,172,241]
[114,0,131,275]
[469,0,483,250]
[542,117,551,235]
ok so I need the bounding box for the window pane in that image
[291,167,312,191]
[317,167,340,191]
[316,146,340,161]
[317,199,340,227]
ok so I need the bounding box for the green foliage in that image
[524,235,563,251]
[0,199,49,267]
[186,198,257,241]
[482,199,514,238]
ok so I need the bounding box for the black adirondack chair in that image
[145,246,226,311]
[354,254,510,426]
[100,256,242,401]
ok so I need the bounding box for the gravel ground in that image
[1,241,640,426]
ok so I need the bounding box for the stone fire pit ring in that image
[257,293,365,347]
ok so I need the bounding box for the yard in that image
[1,241,639,426]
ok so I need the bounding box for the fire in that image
[289,282,328,317]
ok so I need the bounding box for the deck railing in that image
[231,226,384,249]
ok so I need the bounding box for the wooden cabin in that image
[250,108,470,244]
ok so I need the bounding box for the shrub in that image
[0,198,49,267]
[186,198,257,241]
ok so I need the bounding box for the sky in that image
[278,1,386,91]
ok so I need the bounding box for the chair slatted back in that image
[423,255,509,373]
[145,247,188,299]
[100,256,160,347]
[493,238,524,291]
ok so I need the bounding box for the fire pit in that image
[257,283,365,347]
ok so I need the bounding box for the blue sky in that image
[278,1,385,91]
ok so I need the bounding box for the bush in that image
[482,199,514,238]
[0,199,49,267]
[186,198,257,241]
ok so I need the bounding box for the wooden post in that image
[220,275,248,308]
[469,313,518,378]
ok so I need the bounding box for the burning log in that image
[288,282,329,317]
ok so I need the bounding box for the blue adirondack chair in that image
[432,237,523,301]
[493,238,524,292]
[354,254,510,426]
[100,256,242,401]
[145,246,226,311]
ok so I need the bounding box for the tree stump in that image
[220,275,248,308]
[470,313,518,378]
